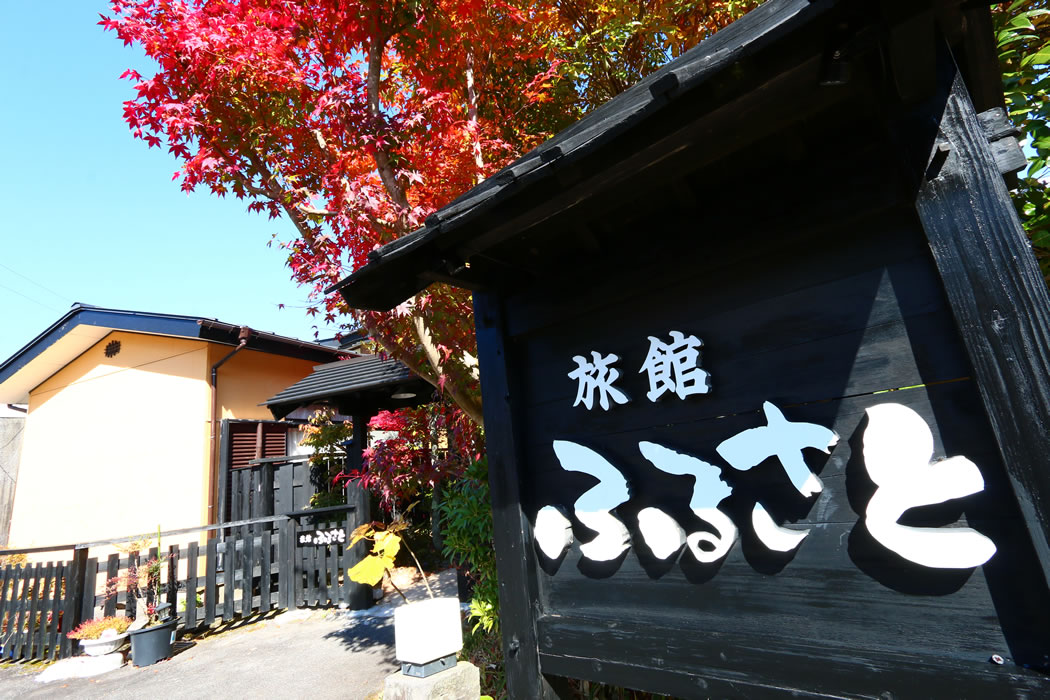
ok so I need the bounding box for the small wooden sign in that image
[296,527,346,547]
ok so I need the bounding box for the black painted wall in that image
[488,102,1050,696]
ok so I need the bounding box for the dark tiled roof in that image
[0,303,344,404]
[327,0,1004,312]
[264,354,431,417]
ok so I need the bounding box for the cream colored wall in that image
[198,347,319,525]
[208,345,320,421]
[8,331,212,550]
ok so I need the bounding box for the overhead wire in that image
[0,281,63,314]
[0,262,73,305]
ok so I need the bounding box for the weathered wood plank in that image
[126,551,139,622]
[0,566,9,633]
[103,554,119,617]
[241,533,253,617]
[205,538,217,626]
[538,614,1048,699]
[260,531,271,613]
[59,561,75,658]
[12,565,30,659]
[35,563,53,661]
[224,537,236,621]
[24,563,42,660]
[473,291,561,698]
[48,562,64,660]
[0,565,10,653]
[344,483,372,609]
[185,541,199,629]
[82,557,98,623]
[911,51,1050,593]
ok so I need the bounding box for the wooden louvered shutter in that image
[229,423,259,469]
[263,424,287,459]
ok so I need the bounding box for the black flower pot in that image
[129,618,176,667]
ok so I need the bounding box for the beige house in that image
[0,304,343,549]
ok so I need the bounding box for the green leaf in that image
[1010,14,1036,31]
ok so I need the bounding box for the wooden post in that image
[473,292,564,699]
[241,532,253,616]
[288,516,301,610]
[0,565,9,642]
[205,538,217,625]
[35,563,53,661]
[344,480,372,609]
[278,462,293,516]
[217,419,231,525]
[223,539,235,621]
[185,541,199,629]
[167,545,179,617]
[277,517,288,609]
[126,551,139,621]
[80,558,97,628]
[48,563,64,660]
[58,562,73,658]
[260,531,272,613]
[13,565,30,659]
[908,44,1050,592]
[26,563,42,660]
[68,548,89,630]
[103,554,119,617]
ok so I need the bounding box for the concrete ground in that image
[0,569,458,700]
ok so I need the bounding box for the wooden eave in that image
[329,0,1005,312]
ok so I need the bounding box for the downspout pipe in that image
[208,326,251,523]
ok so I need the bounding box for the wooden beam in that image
[910,44,1050,592]
[473,292,566,699]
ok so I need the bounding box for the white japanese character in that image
[862,403,996,569]
[568,351,629,411]
[639,331,711,402]
[716,401,838,498]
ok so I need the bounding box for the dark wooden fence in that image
[0,502,371,663]
[220,454,348,530]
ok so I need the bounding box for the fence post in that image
[344,481,372,610]
[287,516,300,610]
[68,548,89,631]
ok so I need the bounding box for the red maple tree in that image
[100,1,754,425]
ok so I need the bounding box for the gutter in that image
[208,326,251,523]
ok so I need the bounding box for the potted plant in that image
[126,556,177,667]
[348,507,463,675]
[107,548,176,667]
[67,616,132,656]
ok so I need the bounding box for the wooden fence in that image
[0,502,371,663]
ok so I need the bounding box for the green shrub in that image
[438,457,499,634]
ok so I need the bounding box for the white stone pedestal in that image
[383,661,481,700]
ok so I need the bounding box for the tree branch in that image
[367,33,411,232]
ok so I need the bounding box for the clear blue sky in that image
[0,2,338,365]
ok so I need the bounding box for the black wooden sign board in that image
[331,1,1050,697]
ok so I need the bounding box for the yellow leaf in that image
[348,523,374,548]
[348,554,392,586]
[374,531,402,559]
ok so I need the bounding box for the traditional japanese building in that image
[330,1,1050,696]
